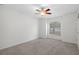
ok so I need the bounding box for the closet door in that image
[39,19,47,38]
[77,19,79,49]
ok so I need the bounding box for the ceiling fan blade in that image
[36,9,40,12]
[45,8,50,11]
[47,13,52,14]
[35,13,39,14]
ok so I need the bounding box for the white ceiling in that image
[3,4,79,18]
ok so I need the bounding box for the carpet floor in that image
[0,38,79,55]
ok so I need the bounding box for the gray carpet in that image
[0,38,79,55]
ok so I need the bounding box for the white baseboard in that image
[0,37,38,50]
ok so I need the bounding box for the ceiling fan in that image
[36,7,52,16]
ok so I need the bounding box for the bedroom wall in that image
[0,5,38,49]
[39,12,77,44]
[61,12,77,44]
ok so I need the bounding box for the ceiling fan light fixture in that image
[35,7,52,16]
[40,11,46,16]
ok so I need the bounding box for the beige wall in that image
[0,5,38,49]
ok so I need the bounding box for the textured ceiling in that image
[2,4,79,18]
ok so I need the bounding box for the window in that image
[50,22,61,36]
